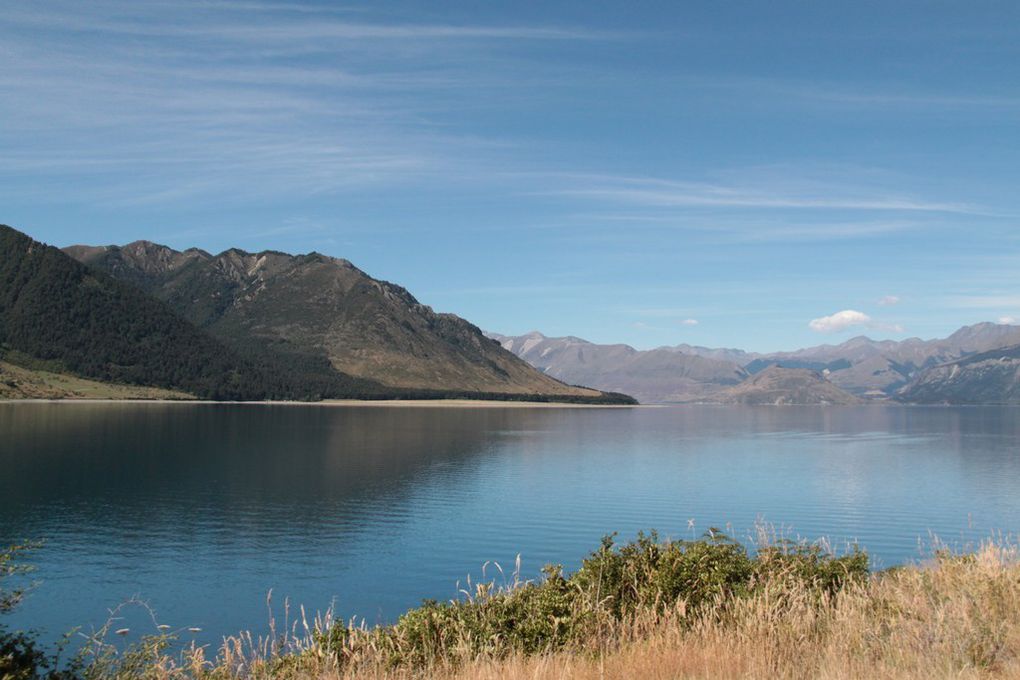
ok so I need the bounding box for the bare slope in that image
[710,366,861,405]
[899,344,1020,404]
[750,323,1020,397]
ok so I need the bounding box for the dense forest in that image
[0,225,385,400]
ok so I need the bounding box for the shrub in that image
[311,530,868,671]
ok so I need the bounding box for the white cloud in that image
[681,318,699,326]
[877,295,900,306]
[809,310,873,333]
[809,309,905,334]
[1000,316,1019,325]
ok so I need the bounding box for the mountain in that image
[709,366,861,405]
[488,331,748,403]
[65,240,630,403]
[658,343,757,365]
[0,224,372,400]
[746,324,1020,397]
[494,322,1020,404]
[898,345,1020,404]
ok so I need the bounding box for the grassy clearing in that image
[0,361,194,400]
[4,531,1020,679]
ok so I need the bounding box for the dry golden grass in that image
[444,546,1020,680]
[80,541,1020,680]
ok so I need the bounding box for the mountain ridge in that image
[0,224,370,400]
[491,323,1020,404]
[898,344,1020,404]
[488,331,748,403]
[64,236,631,403]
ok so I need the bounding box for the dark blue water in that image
[1,403,1018,647]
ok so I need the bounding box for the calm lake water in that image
[2,402,1019,647]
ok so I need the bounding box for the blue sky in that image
[2,1,1019,352]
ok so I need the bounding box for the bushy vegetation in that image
[1,531,872,679]
[8,531,1020,678]
[302,530,866,670]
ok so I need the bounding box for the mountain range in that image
[488,332,749,403]
[4,221,1017,405]
[491,324,1020,404]
[1,225,632,403]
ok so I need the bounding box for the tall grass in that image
[57,529,1020,679]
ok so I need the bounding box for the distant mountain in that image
[488,331,747,403]
[749,324,1020,397]
[66,240,629,403]
[657,343,756,365]
[493,322,1020,404]
[898,345,1020,404]
[0,224,371,400]
[709,366,861,405]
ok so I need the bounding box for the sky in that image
[2,1,1019,352]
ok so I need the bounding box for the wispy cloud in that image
[945,295,1020,309]
[877,295,901,306]
[684,75,1020,113]
[0,2,615,205]
[1,3,611,42]
[548,174,981,214]
[571,214,922,243]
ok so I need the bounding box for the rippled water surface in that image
[2,402,1019,645]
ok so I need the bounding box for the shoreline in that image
[3,398,1015,408]
[0,397,640,408]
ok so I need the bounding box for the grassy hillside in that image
[0,359,193,400]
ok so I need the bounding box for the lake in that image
[1,402,1019,647]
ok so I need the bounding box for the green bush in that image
[316,530,868,671]
[754,541,869,596]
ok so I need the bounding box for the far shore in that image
[0,397,641,408]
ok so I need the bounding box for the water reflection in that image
[1,403,1018,647]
